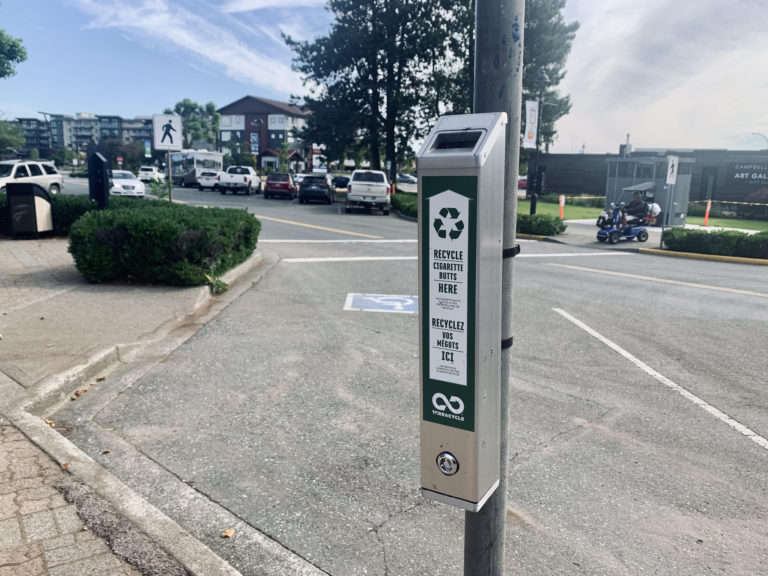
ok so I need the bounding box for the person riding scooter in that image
[620,192,647,230]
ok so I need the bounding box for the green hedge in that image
[68,203,260,285]
[392,193,417,218]
[517,213,567,235]
[662,228,768,259]
[392,193,567,236]
[0,194,183,237]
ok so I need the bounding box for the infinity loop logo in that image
[432,393,465,415]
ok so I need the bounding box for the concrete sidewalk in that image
[0,237,265,576]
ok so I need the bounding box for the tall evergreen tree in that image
[288,0,577,174]
[287,0,438,180]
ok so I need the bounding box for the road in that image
[53,181,768,575]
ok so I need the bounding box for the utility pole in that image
[466,1,524,575]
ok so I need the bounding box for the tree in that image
[163,99,220,149]
[100,138,146,172]
[0,119,24,155]
[52,146,73,167]
[429,0,577,155]
[287,0,442,182]
[522,0,579,153]
[0,5,27,80]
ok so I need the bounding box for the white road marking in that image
[283,256,417,263]
[549,263,768,299]
[554,307,768,452]
[519,252,633,258]
[260,239,416,244]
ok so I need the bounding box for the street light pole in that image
[752,132,768,150]
[529,71,549,215]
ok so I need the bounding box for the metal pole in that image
[467,1,524,574]
[660,183,673,249]
[168,150,173,203]
[530,91,542,215]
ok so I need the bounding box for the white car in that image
[198,170,220,191]
[137,166,166,182]
[0,160,65,195]
[110,170,146,197]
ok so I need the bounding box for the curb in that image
[637,247,768,265]
[7,407,243,576]
[1,248,270,576]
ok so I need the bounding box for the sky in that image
[2,0,768,155]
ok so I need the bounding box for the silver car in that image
[109,170,146,197]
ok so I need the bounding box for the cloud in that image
[555,0,768,152]
[72,0,305,95]
[221,0,326,12]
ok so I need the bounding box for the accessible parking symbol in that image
[344,293,418,314]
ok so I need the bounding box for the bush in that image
[50,195,97,236]
[390,194,566,236]
[392,192,417,218]
[69,203,260,285]
[661,228,768,259]
[538,194,605,208]
[517,213,567,236]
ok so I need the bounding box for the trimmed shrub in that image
[390,195,566,236]
[0,193,7,236]
[736,231,768,259]
[392,192,417,218]
[69,203,260,285]
[517,213,567,236]
[50,195,97,236]
[661,228,768,259]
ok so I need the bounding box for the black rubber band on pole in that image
[503,244,521,259]
[501,336,514,349]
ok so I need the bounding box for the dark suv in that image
[264,172,296,199]
[298,174,334,204]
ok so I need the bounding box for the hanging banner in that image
[523,100,539,149]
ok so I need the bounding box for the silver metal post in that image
[466,1,524,574]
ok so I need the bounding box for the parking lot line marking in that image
[253,214,383,239]
[520,252,633,258]
[554,308,768,452]
[260,239,416,244]
[284,256,417,263]
[547,263,768,299]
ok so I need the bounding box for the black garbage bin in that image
[6,182,54,237]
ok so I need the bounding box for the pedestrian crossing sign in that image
[152,114,183,151]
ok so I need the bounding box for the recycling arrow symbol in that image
[433,207,465,240]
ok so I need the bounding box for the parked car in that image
[0,160,64,195]
[109,170,145,197]
[218,165,260,195]
[298,174,334,204]
[345,169,391,214]
[264,172,296,199]
[396,173,417,184]
[137,166,166,182]
[198,170,221,191]
[517,175,527,190]
[332,175,350,190]
[293,173,307,186]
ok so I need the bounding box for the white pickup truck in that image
[137,166,165,182]
[345,169,391,215]
[218,166,260,195]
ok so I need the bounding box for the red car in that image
[264,172,296,199]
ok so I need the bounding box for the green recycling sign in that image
[433,207,465,240]
[421,175,477,432]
